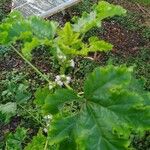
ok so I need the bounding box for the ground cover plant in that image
[0,0,150,150]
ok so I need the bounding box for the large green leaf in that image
[45,66,150,149]
[0,12,57,60]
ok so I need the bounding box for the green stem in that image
[10,45,74,91]
[10,44,51,84]
[64,83,73,90]
[18,103,45,127]
[44,139,48,150]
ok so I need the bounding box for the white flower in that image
[57,80,63,86]
[66,76,71,81]
[43,128,48,133]
[55,75,71,86]
[70,59,75,67]
[44,114,53,120]
[65,76,71,84]
[55,75,61,81]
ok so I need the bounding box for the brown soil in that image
[101,21,144,57]
[0,53,24,72]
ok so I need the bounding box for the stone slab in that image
[12,0,80,18]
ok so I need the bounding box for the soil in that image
[0,53,24,72]
[101,21,144,57]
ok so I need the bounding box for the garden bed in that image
[0,0,150,149]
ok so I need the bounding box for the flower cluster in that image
[43,114,53,133]
[55,75,71,86]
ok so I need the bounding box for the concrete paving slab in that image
[12,0,80,18]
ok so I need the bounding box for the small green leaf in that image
[22,38,40,60]
[25,129,46,150]
[95,1,127,20]
[6,127,27,150]
[30,16,57,39]
[0,102,17,122]
[89,36,113,52]
[72,12,99,33]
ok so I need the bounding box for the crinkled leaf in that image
[58,22,81,46]
[57,22,82,55]
[84,65,132,100]
[46,66,150,150]
[89,36,113,52]
[95,1,127,20]
[72,1,126,34]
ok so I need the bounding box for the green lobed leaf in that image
[95,1,127,20]
[72,1,126,34]
[88,36,113,52]
[6,127,27,150]
[45,65,150,150]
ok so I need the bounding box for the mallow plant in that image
[0,1,149,149]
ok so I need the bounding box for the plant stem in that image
[44,139,48,150]
[10,44,51,84]
[18,103,45,127]
[10,45,74,90]
[64,83,73,90]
